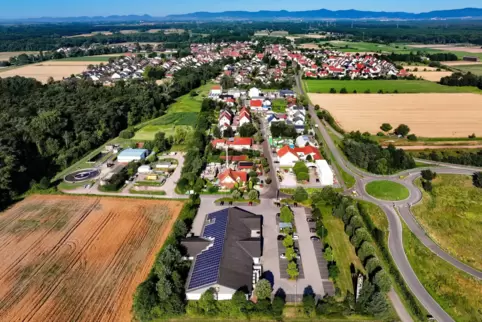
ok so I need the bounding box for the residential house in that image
[211,138,253,151]
[218,169,248,189]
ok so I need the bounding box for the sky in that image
[1,0,481,19]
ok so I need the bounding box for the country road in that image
[296,74,481,322]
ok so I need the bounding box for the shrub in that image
[232,189,242,199]
[421,169,437,181]
[376,132,385,137]
[329,88,337,94]
[373,270,391,293]
[119,129,135,139]
[314,104,320,110]
[296,171,309,181]
[340,87,348,94]
[407,134,417,141]
[473,172,482,188]
[293,187,309,202]
[248,189,259,200]
[254,279,272,300]
[422,180,433,192]
[328,262,340,279]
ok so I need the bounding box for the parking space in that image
[312,240,336,296]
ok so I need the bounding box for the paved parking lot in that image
[312,240,336,296]
[278,240,305,279]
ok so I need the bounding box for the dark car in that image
[220,201,225,206]
[310,228,317,233]
[310,236,320,241]
[277,235,285,241]
[276,212,280,217]
[306,217,315,222]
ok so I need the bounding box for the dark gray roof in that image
[181,236,211,257]
[186,207,261,293]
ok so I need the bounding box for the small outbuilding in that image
[315,160,334,186]
[117,148,148,163]
[137,165,152,174]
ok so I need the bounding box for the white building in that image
[316,160,334,186]
[248,87,260,98]
[137,165,152,174]
[182,208,262,301]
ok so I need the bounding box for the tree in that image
[328,263,340,279]
[285,246,296,261]
[280,206,294,223]
[350,228,371,248]
[152,131,169,152]
[329,88,337,93]
[358,241,376,262]
[323,246,333,262]
[380,123,392,132]
[230,290,247,315]
[373,270,391,293]
[287,261,299,279]
[421,169,437,181]
[223,126,234,138]
[213,126,221,138]
[283,235,294,248]
[365,291,390,317]
[248,189,258,200]
[198,288,218,315]
[254,279,272,300]
[422,180,433,192]
[193,178,205,193]
[394,124,410,137]
[293,187,309,202]
[365,257,382,276]
[238,123,257,137]
[473,172,482,188]
[340,87,348,94]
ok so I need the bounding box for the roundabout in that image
[64,168,100,183]
[365,180,410,201]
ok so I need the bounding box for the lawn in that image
[132,82,212,141]
[304,79,482,94]
[271,98,287,113]
[317,204,364,298]
[402,220,482,322]
[412,174,482,271]
[365,181,409,201]
[451,64,482,76]
[324,41,411,54]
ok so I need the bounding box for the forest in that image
[0,61,224,210]
[342,131,415,174]
[440,72,482,89]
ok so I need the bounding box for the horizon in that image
[1,0,482,20]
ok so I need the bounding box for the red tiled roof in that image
[218,169,248,188]
[250,100,262,107]
[211,139,225,147]
[212,85,221,90]
[277,145,297,158]
[293,146,323,160]
[220,155,248,161]
[228,137,253,146]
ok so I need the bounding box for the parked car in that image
[276,212,280,217]
[310,236,320,241]
[220,201,225,206]
[293,234,299,240]
[306,217,315,222]
[280,253,300,259]
[277,235,285,241]
[310,228,317,233]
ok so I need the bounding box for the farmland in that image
[412,174,482,271]
[451,64,482,76]
[132,82,211,141]
[309,93,482,137]
[54,56,116,62]
[0,61,92,83]
[410,71,453,82]
[0,51,40,60]
[0,195,182,322]
[304,79,482,94]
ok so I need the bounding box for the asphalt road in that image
[296,74,482,322]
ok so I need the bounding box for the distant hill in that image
[164,8,482,21]
[2,8,482,23]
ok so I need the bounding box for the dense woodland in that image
[342,132,415,174]
[413,149,482,167]
[0,61,224,209]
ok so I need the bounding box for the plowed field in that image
[0,195,182,322]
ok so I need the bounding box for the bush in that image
[254,279,272,300]
[328,262,340,279]
[407,134,417,141]
[373,270,391,293]
[376,132,385,137]
[119,129,135,139]
[340,87,348,94]
[296,171,309,181]
[422,180,433,192]
[314,104,320,110]
[473,172,482,188]
[421,169,437,181]
[232,189,242,199]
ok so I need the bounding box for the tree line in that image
[342,131,415,174]
[440,72,482,89]
[413,149,482,167]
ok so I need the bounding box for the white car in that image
[292,234,299,240]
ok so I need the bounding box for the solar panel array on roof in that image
[188,209,229,290]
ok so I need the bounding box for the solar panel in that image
[188,209,229,290]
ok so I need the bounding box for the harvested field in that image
[442,61,482,66]
[393,145,482,150]
[310,93,482,137]
[402,65,438,71]
[408,44,482,54]
[299,43,320,49]
[120,30,139,34]
[0,195,182,322]
[147,29,162,33]
[411,71,453,82]
[0,61,91,83]
[64,31,113,38]
[0,51,39,60]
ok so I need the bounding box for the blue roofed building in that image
[182,208,262,300]
[117,148,148,163]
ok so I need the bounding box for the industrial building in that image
[182,208,262,301]
[117,148,148,163]
[315,160,334,186]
